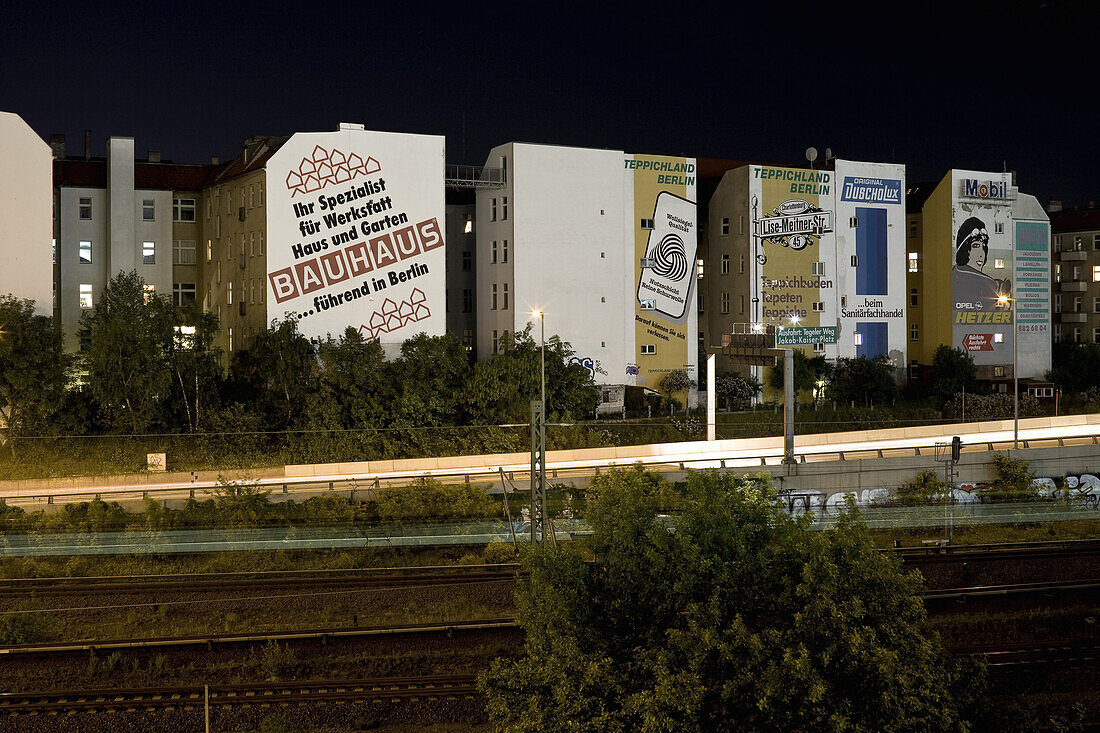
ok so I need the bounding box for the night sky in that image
[3,1,1095,207]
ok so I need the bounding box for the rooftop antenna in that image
[805,146,818,170]
[825,147,833,162]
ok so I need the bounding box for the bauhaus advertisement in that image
[951,170,1015,364]
[629,154,697,389]
[749,165,835,343]
[266,129,446,345]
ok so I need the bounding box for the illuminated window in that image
[697,259,704,278]
[994,258,1005,269]
[79,284,93,309]
[1093,265,1100,282]
[908,252,918,272]
[994,366,1005,377]
[79,241,92,264]
[142,284,155,303]
[227,281,233,305]
[994,333,1004,343]
[853,332,863,346]
[142,241,155,265]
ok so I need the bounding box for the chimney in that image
[147,150,161,163]
[84,129,91,160]
[49,134,66,159]
[1048,199,1063,213]
[210,155,220,165]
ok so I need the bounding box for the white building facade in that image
[0,111,53,315]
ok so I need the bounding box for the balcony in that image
[1060,281,1087,292]
[1060,250,1087,261]
[1059,312,1087,323]
[445,165,505,189]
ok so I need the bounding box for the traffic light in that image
[951,436,961,462]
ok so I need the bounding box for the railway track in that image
[892,538,1100,563]
[953,641,1100,670]
[0,562,521,599]
[0,674,481,714]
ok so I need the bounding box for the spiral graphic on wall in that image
[652,232,688,281]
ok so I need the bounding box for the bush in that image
[984,453,1038,503]
[942,392,1042,421]
[376,478,498,522]
[0,612,46,644]
[896,469,945,506]
[259,641,298,680]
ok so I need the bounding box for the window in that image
[492,330,499,354]
[173,240,197,265]
[697,259,704,279]
[1054,235,1062,251]
[721,254,729,274]
[249,185,255,208]
[259,182,264,206]
[910,323,919,342]
[1075,327,1083,343]
[994,333,1004,343]
[740,294,745,314]
[79,284,93,309]
[813,342,825,352]
[1074,265,1081,281]
[1094,234,1100,251]
[1093,265,1100,282]
[228,327,233,352]
[721,217,729,236]
[491,240,498,264]
[258,231,264,255]
[909,220,917,238]
[502,282,509,310]
[1094,297,1100,313]
[1094,328,1100,344]
[841,296,847,308]
[462,288,473,313]
[721,292,730,314]
[206,240,213,262]
[1055,294,1062,313]
[142,199,155,221]
[849,216,859,228]
[461,250,472,271]
[52,238,56,264]
[994,258,1005,269]
[908,252,918,272]
[739,253,745,274]
[1054,326,1061,343]
[641,299,656,310]
[993,365,1005,377]
[640,344,656,355]
[640,257,655,268]
[910,288,918,306]
[697,293,703,314]
[995,222,1004,234]
[812,261,825,276]
[78,241,92,264]
[1075,235,1084,250]
[79,197,92,220]
[850,255,859,267]
[462,329,473,348]
[738,215,744,235]
[249,232,256,256]
[812,301,824,312]
[853,332,863,346]
[491,198,497,221]
[502,240,509,263]
[491,283,498,310]
[502,196,508,220]
[1055,264,1062,283]
[227,281,234,305]
[641,218,654,229]
[142,284,156,303]
[142,241,155,264]
[1074,296,1083,313]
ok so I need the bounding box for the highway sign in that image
[775,326,838,346]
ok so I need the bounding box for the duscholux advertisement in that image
[749,165,835,339]
[951,170,1015,364]
[833,160,906,362]
[629,154,697,389]
[266,129,446,346]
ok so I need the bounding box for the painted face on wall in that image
[955,218,989,272]
[967,238,987,268]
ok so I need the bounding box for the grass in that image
[870,517,1100,548]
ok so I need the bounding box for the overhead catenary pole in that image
[784,348,794,463]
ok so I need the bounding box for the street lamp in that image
[529,310,547,545]
[996,294,1018,449]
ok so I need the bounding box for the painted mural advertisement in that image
[1014,220,1051,377]
[749,165,835,340]
[833,160,906,362]
[629,155,697,388]
[951,171,1015,364]
[266,130,446,346]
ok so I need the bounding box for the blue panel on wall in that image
[856,322,888,360]
[855,207,887,295]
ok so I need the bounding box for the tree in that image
[0,295,71,452]
[315,327,389,429]
[714,372,760,411]
[79,271,175,433]
[827,355,898,406]
[226,317,317,430]
[658,368,695,397]
[388,332,471,426]
[1048,341,1100,394]
[929,345,978,403]
[766,349,827,396]
[165,304,223,432]
[481,466,972,732]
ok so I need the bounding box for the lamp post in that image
[997,294,1018,449]
[529,310,547,545]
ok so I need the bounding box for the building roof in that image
[1049,206,1100,233]
[208,135,289,185]
[55,158,212,191]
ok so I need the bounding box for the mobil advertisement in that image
[629,154,697,389]
[749,165,835,343]
[952,170,1014,365]
[266,129,446,345]
[833,160,906,363]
